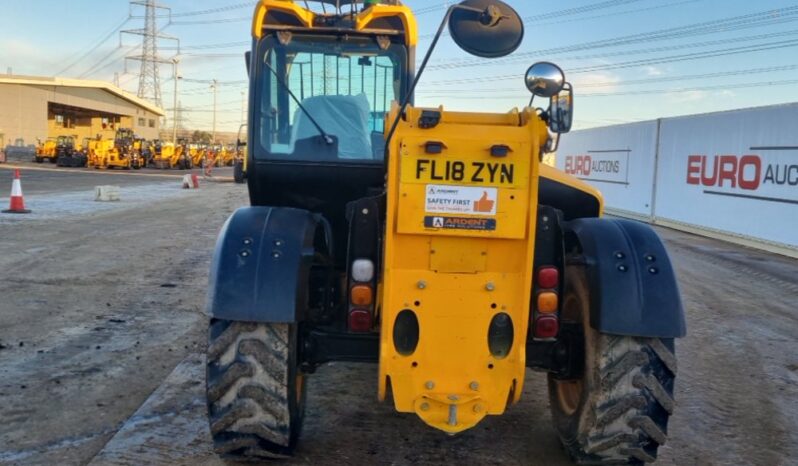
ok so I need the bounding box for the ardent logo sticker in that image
[424,216,497,231]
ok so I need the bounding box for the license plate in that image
[402,157,518,187]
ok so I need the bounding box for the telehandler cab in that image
[206,1,686,464]
[55,135,87,167]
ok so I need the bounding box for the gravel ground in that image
[0,168,796,466]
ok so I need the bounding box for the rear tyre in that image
[548,265,677,465]
[206,320,306,460]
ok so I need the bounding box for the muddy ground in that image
[0,165,796,466]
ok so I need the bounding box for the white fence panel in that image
[655,104,798,250]
[556,121,659,218]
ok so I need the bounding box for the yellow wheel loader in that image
[189,144,208,169]
[151,140,191,169]
[206,1,686,463]
[105,128,135,170]
[85,130,138,170]
[34,137,59,163]
[132,137,151,169]
[86,138,107,169]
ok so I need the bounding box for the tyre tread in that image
[206,320,299,459]
[578,336,676,464]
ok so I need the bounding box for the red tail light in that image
[533,315,559,339]
[537,266,559,289]
[348,309,372,332]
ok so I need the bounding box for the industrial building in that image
[0,75,164,150]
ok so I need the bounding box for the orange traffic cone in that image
[3,169,31,214]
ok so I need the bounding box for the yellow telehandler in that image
[34,137,59,163]
[189,144,208,168]
[151,139,192,169]
[87,129,140,170]
[205,1,685,464]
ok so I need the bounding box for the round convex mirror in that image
[449,0,524,58]
[525,62,566,98]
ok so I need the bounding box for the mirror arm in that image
[384,4,461,164]
[544,132,560,155]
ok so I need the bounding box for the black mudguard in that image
[207,206,322,323]
[566,218,686,338]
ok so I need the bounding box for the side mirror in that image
[525,62,565,98]
[244,51,251,77]
[448,0,524,58]
[237,138,247,148]
[549,84,574,134]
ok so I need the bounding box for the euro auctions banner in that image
[655,103,798,249]
[556,121,659,217]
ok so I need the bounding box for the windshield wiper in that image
[263,61,334,145]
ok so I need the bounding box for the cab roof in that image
[252,0,417,47]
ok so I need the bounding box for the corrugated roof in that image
[0,75,166,116]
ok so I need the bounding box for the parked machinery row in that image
[36,130,143,170]
[31,131,248,182]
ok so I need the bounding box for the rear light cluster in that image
[533,266,560,339]
[348,259,375,332]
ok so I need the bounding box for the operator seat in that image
[292,94,373,160]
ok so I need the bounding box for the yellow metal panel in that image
[379,105,545,434]
[253,0,315,38]
[539,163,605,216]
[253,1,416,47]
[429,237,487,273]
[356,4,418,46]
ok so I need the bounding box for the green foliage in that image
[192,130,212,144]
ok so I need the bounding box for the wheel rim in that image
[554,282,587,416]
[556,379,583,416]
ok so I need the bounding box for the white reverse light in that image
[351,259,375,283]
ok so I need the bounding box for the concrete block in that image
[95,185,121,202]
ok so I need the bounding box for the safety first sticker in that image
[424,216,497,231]
[425,185,497,215]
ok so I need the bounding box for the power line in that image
[182,78,248,85]
[133,2,255,19]
[419,0,651,40]
[568,38,798,74]
[168,16,251,26]
[181,53,243,59]
[520,0,646,23]
[578,78,798,97]
[78,41,145,80]
[56,17,130,76]
[161,41,248,51]
[528,0,700,29]
[420,64,798,93]
[418,78,798,100]
[425,29,798,87]
[430,5,798,70]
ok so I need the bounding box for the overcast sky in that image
[2,0,798,132]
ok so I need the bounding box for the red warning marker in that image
[3,169,31,214]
